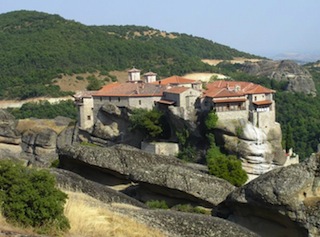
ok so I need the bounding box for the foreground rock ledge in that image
[217,153,320,237]
[58,144,235,206]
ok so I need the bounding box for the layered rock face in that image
[216,119,286,180]
[242,60,316,95]
[0,110,23,159]
[0,110,75,167]
[58,144,235,207]
[217,154,320,237]
[90,103,145,147]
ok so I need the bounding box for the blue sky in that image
[1,0,320,58]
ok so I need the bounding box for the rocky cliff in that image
[58,144,235,207]
[0,110,24,160]
[217,153,320,237]
[242,60,316,95]
[215,118,286,180]
[0,110,75,167]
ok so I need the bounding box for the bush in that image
[206,147,247,186]
[0,160,70,234]
[176,129,197,162]
[145,200,169,209]
[129,108,164,139]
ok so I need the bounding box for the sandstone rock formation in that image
[215,119,286,180]
[58,144,235,207]
[90,103,145,147]
[114,207,259,237]
[50,168,146,208]
[242,60,316,95]
[0,110,23,159]
[0,110,76,167]
[217,153,320,237]
[51,168,258,237]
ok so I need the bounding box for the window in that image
[118,97,120,102]
[87,115,91,120]
[109,97,111,102]
[254,96,257,101]
[100,97,102,102]
[139,100,141,105]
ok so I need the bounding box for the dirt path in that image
[0,96,73,109]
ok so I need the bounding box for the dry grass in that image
[0,213,36,236]
[0,190,166,237]
[16,119,67,134]
[64,191,166,237]
[183,72,227,82]
[202,57,262,66]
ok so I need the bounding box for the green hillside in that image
[0,10,260,99]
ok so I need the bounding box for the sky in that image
[1,0,320,59]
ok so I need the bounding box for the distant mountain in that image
[271,52,320,64]
[0,10,261,99]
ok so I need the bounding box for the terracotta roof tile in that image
[93,82,165,97]
[205,81,275,99]
[252,100,273,106]
[164,87,189,94]
[151,76,198,85]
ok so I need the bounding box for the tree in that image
[0,160,70,234]
[206,144,247,186]
[205,111,218,131]
[284,124,294,153]
[176,129,197,162]
[129,108,163,139]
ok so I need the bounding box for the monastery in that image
[74,68,276,134]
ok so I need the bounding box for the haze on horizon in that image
[2,0,320,61]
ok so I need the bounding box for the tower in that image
[128,67,141,82]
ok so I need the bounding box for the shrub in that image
[129,108,164,139]
[207,150,248,186]
[0,160,70,234]
[176,129,197,162]
[146,200,169,209]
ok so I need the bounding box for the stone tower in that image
[128,67,141,82]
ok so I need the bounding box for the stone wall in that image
[141,141,179,156]
[128,96,161,110]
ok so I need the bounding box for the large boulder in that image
[50,168,146,208]
[0,110,23,160]
[115,207,259,237]
[21,128,58,165]
[217,153,320,237]
[241,60,316,95]
[215,119,286,180]
[0,109,21,145]
[91,103,144,147]
[58,144,235,207]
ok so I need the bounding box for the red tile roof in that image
[252,100,273,106]
[93,82,165,97]
[164,87,189,94]
[151,76,199,85]
[204,81,275,99]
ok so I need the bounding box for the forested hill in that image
[0,10,260,99]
